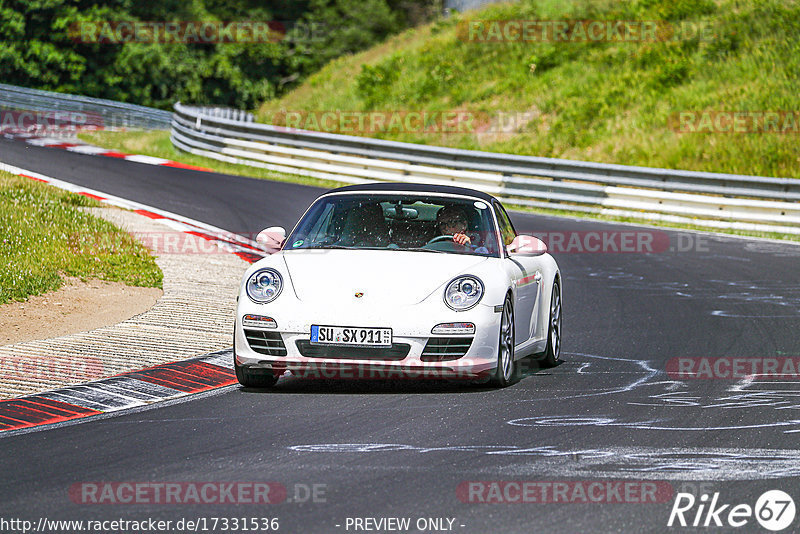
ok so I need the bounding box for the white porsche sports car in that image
[234,183,561,388]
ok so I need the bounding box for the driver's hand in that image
[453,232,471,245]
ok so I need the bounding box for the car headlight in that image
[444,275,484,311]
[246,268,283,303]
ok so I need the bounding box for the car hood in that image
[281,249,489,305]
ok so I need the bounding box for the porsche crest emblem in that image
[354,292,364,298]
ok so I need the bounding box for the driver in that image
[435,205,472,246]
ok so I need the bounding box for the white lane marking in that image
[66,145,111,154]
[124,154,170,165]
[158,218,196,231]
[25,137,74,146]
[6,132,207,169]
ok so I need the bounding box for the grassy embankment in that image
[83,0,800,241]
[260,0,800,178]
[0,171,162,304]
[258,0,800,240]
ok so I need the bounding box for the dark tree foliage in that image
[0,0,440,109]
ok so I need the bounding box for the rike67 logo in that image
[668,490,796,531]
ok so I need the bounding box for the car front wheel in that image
[489,294,518,387]
[234,338,279,388]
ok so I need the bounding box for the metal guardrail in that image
[172,102,800,235]
[445,0,510,13]
[188,106,255,123]
[0,83,171,131]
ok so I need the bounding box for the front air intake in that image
[244,330,287,356]
[295,341,410,361]
[421,337,473,361]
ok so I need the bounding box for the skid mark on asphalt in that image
[523,352,661,401]
[624,375,800,434]
[524,353,800,434]
[576,266,800,317]
[284,353,800,479]
[508,415,800,432]
[285,443,800,480]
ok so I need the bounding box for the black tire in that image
[488,294,518,387]
[540,279,562,368]
[234,338,279,388]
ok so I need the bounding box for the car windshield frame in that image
[283,191,503,258]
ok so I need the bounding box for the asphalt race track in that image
[2,137,800,533]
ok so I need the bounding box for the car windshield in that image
[285,193,501,257]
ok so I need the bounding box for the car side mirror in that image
[256,226,286,253]
[506,234,547,256]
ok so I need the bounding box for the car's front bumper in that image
[234,298,502,380]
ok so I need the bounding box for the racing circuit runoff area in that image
[0,136,799,534]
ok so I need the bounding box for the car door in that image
[494,202,540,345]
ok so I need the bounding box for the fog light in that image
[431,322,475,335]
[242,314,277,328]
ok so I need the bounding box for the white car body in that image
[234,183,561,386]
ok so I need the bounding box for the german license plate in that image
[310,325,392,347]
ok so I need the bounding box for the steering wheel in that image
[427,235,456,244]
[425,235,470,251]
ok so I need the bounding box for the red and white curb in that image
[2,130,212,171]
[0,351,236,433]
[0,160,268,263]
[0,159,272,432]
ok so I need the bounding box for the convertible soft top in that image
[327,182,498,203]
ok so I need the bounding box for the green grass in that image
[257,0,800,179]
[77,130,346,191]
[0,171,163,304]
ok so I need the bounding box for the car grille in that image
[295,340,411,361]
[244,329,287,356]
[421,337,473,361]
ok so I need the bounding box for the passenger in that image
[340,203,390,247]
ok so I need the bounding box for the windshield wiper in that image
[404,247,447,254]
